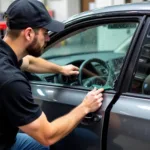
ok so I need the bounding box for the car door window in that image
[39,22,138,90]
[130,25,150,94]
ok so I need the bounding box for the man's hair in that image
[5,28,39,39]
[4,14,22,39]
[6,28,22,39]
[4,13,40,39]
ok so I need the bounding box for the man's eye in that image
[43,32,47,36]
[43,30,50,36]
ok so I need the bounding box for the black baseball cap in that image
[4,0,65,32]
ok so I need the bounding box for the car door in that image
[107,17,150,150]
[29,15,142,150]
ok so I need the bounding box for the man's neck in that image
[3,36,27,61]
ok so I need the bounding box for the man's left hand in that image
[61,65,79,76]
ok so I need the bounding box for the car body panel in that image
[31,82,116,150]
[107,94,150,150]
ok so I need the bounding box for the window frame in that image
[124,16,150,97]
[119,16,150,94]
[32,16,144,92]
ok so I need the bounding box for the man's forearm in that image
[22,55,63,74]
[21,55,79,75]
[46,103,88,145]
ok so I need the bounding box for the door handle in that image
[81,113,102,125]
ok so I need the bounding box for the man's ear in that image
[24,27,35,42]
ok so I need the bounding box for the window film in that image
[40,22,139,90]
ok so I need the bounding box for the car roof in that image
[65,2,150,23]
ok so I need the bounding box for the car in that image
[0,21,7,38]
[26,2,150,150]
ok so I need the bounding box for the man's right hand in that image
[81,88,104,114]
[19,87,104,146]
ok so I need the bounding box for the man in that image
[0,0,104,150]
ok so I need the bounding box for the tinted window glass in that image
[43,23,137,58]
[130,25,150,94]
[39,22,139,90]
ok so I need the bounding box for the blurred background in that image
[0,0,150,22]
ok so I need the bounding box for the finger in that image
[70,71,79,75]
[92,87,97,92]
[94,88,104,95]
[98,97,103,102]
[95,93,103,100]
[89,88,96,95]
[73,66,79,71]
[70,64,79,70]
[98,102,102,107]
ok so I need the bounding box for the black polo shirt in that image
[0,39,42,149]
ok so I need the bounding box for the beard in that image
[26,37,45,57]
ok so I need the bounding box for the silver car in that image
[26,2,150,150]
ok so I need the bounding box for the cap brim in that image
[43,19,65,32]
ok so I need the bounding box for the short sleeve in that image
[1,80,42,127]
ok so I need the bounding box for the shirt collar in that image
[0,39,20,68]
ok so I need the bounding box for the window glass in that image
[40,22,138,90]
[43,23,137,58]
[130,26,150,94]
